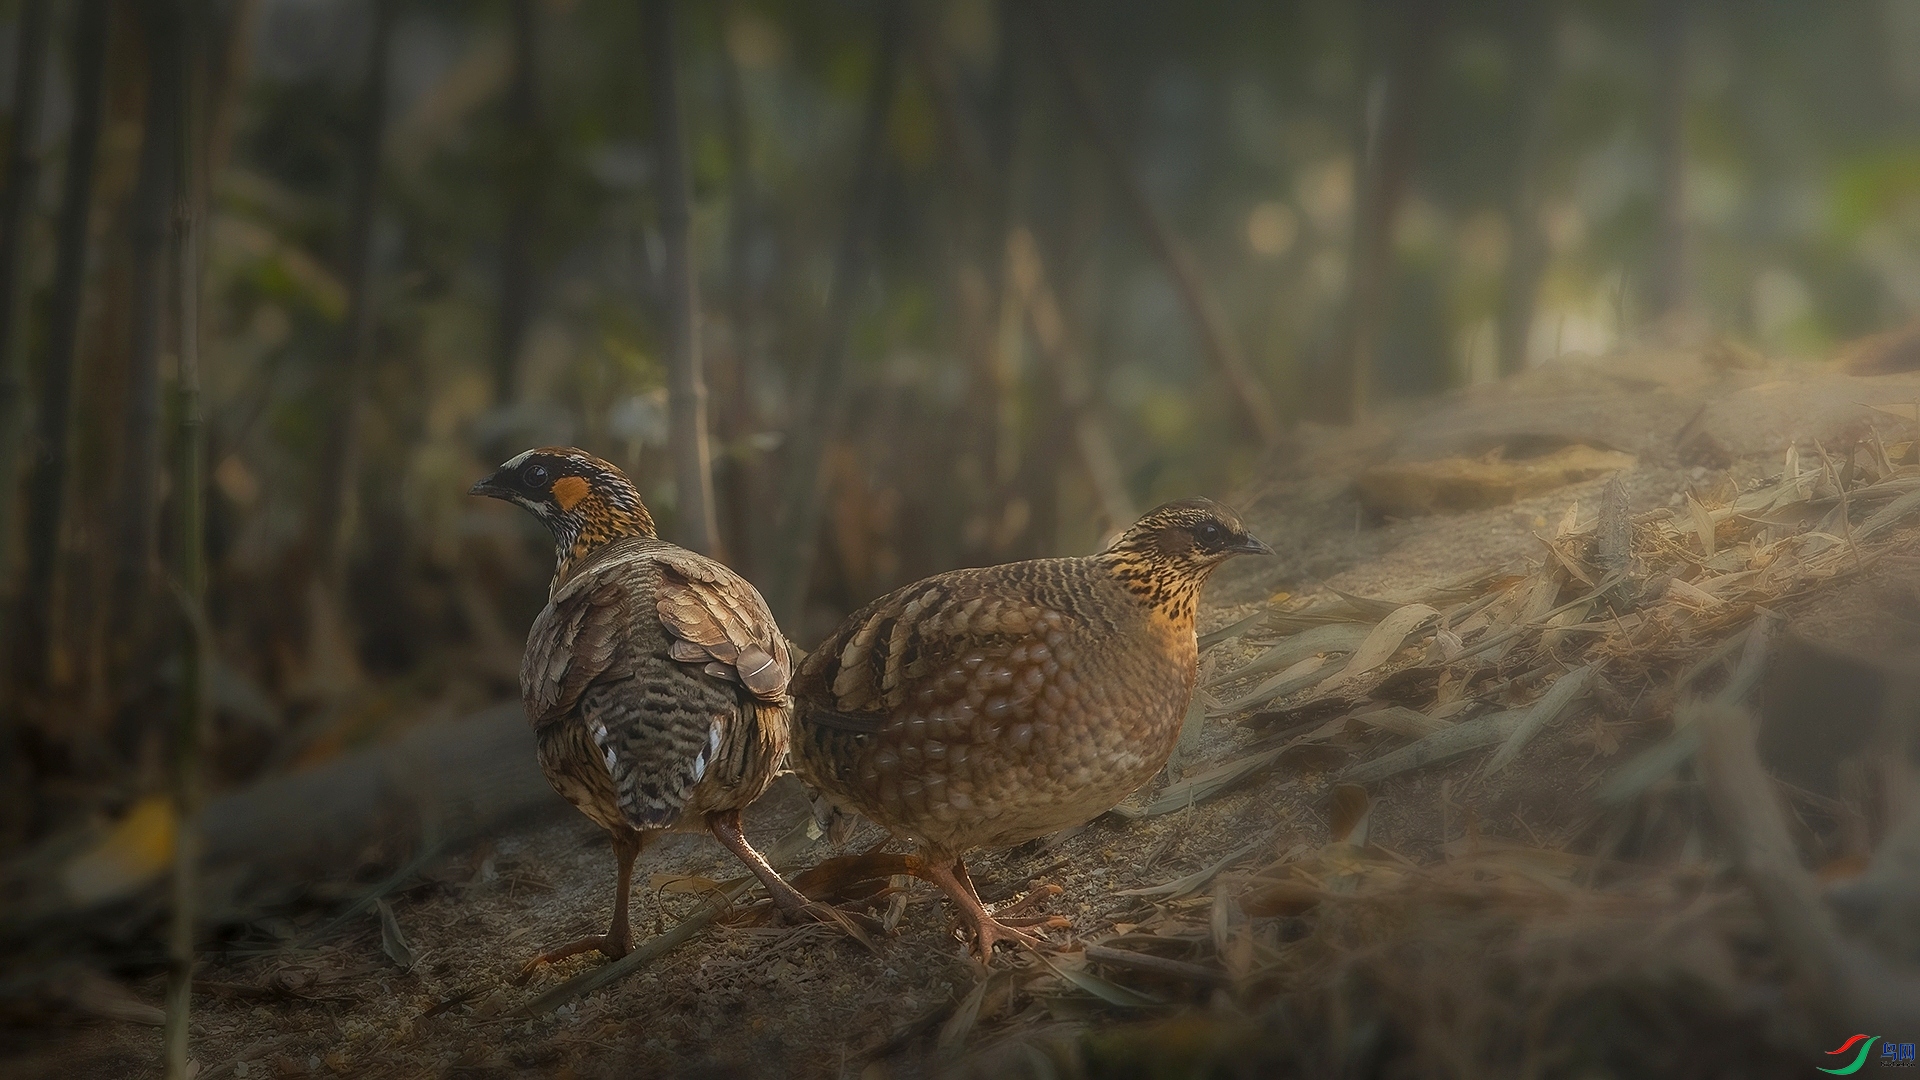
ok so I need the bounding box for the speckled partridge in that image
[790,499,1272,957]
[472,447,812,976]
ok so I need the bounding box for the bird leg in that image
[707,809,815,915]
[918,856,1054,961]
[708,810,880,949]
[516,829,644,982]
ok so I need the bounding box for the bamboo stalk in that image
[493,0,542,406]
[1006,228,1135,530]
[16,0,110,693]
[714,0,769,578]
[1034,0,1281,448]
[305,0,392,694]
[644,0,720,556]
[769,0,903,621]
[0,0,54,630]
[910,10,1135,536]
[1648,0,1690,321]
[164,0,208,1072]
[1495,0,1559,376]
[110,0,184,662]
[1331,0,1444,422]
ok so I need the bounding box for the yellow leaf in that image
[62,796,175,906]
[1687,492,1716,556]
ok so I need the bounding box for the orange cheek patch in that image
[551,475,590,511]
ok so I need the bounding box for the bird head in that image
[471,447,656,583]
[1099,498,1272,621]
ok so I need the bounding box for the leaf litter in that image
[27,402,1920,1078]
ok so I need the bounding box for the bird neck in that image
[551,485,657,592]
[1095,546,1210,637]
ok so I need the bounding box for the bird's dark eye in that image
[1197,521,1223,545]
[522,463,550,488]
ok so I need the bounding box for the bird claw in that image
[963,915,1054,962]
[513,932,629,984]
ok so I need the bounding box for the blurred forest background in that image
[3,0,1919,850]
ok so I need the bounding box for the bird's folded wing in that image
[796,571,1063,729]
[522,578,627,727]
[652,550,792,702]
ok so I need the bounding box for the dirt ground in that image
[7,349,1915,1078]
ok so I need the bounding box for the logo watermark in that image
[1821,1035,1918,1074]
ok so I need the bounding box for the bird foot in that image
[514,931,629,983]
[961,914,1054,961]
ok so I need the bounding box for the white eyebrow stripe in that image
[502,448,535,469]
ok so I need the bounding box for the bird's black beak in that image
[469,470,511,500]
[1230,532,1275,556]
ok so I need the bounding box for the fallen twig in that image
[1084,944,1229,988]
[1697,703,1920,1035]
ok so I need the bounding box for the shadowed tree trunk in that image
[203,0,259,182]
[305,0,393,696]
[1006,227,1135,532]
[644,0,719,557]
[912,0,1018,565]
[110,0,184,671]
[1496,0,1559,377]
[1648,0,1690,323]
[493,0,542,406]
[768,0,903,623]
[15,0,110,694]
[1036,0,1282,449]
[0,0,56,666]
[162,0,207,1072]
[980,0,1023,503]
[1328,0,1444,422]
[910,9,1135,538]
[715,0,767,576]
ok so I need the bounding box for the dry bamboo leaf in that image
[1687,491,1717,556]
[1337,709,1525,786]
[513,878,754,1016]
[1083,945,1229,988]
[1483,664,1600,775]
[1206,654,1330,716]
[1664,577,1725,609]
[1035,953,1160,1009]
[650,874,724,895]
[1326,588,1422,620]
[1318,603,1439,691]
[1203,622,1372,690]
[1328,784,1371,845]
[936,972,995,1054]
[374,898,417,973]
[1856,487,1920,542]
[1351,705,1454,739]
[1597,473,1633,575]
[1237,876,1326,918]
[1198,608,1268,650]
[1117,839,1265,899]
[1555,499,1581,537]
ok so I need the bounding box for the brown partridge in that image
[472,447,813,977]
[790,499,1272,958]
